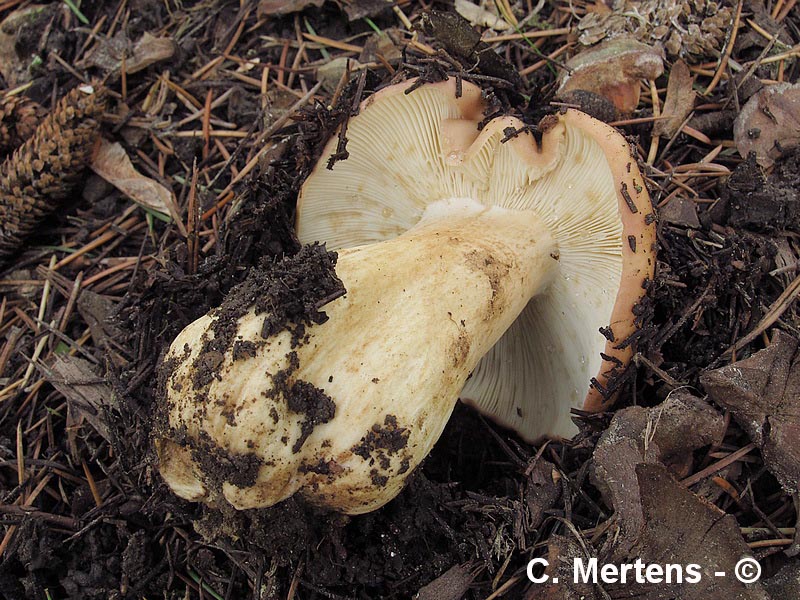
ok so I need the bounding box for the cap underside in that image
[297,82,624,441]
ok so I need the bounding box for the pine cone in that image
[0,94,44,156]
[0,85,106,261]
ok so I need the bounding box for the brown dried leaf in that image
[734,83,800,168]
[90,138,185,235]
[605,464,770,600]
[659,197,700,228]
[257,0,324,17]
[317,57,361,93]
[358,30,402,64]
[415,563,475,600]
[764,560,800,598]
[556,89,619,123]
[123,32,176,73]
[701,332,800,494]
[341,0,394,21]
[45,356,115,443]
[528,535,597,600]
[653,60,695,139]
[526,457,561,530]
[418,10,523,88]
[81,31,176,75]
[592,391,725,557]
[77,289,125,352]
[535,465,770,599]
[701,331,800,554]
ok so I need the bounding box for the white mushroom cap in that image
[297,78,655,441]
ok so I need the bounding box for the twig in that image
[724,272,800,355]
[681,443,757,487]
[704,0,744,96]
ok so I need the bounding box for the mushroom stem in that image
[159,198,558,514]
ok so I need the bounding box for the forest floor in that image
[0,0,799,598]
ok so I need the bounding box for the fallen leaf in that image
[557,37,664,113]
[317,57,361,93]
[257,0,324,17]
[701,331,800,554]
[534,465,771,599]
[77,289,126,356]
[659,197,701,228]
[764,560,800,598]
[341,0,393,21]
[125,31,176,73]
[44,356,115,443]
[526,457,561,530]
[415,563,475,600]
[605,464,770,599]
[585,0,613,15]
[359,29,403,64]
[90,138,186,236]
[701,332,800,491]
[734,82,800,168]
[654,60,695,139]
[592,391,725,557]
[81,31,176,75]
[418,10,523,89]
[454,0,512,31]
[529,534,597,600]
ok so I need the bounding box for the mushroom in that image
[156,78,656,515]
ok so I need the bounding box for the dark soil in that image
[0,1,799,599]
[271,352,337,453]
